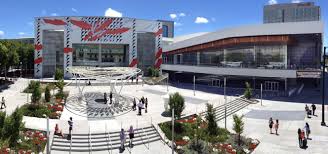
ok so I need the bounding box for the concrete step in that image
[51,126,161,152]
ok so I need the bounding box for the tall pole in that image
[167,74,169,92]
[224,77,227,129]
[321,47,326,126]
[171,109,174,154]
[47,117,50,154]
[261,83,263,106]
[193,75,196,96]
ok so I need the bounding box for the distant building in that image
[1,37,34,44]
[264,2,320,23]
[33,16,173,78]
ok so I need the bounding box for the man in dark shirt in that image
[311,104,316,116]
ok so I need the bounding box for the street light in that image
[321,46,326,126]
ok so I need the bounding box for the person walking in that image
[305,104,310,118]
[301,129,307,148]
[137,101,144,115]
[311,103,316,116]
[136,76,138,84]
[132,98,136,111]
[68,117,73,140]
[120,129,126,151]
[104,92,107,104]
[269,117,274,134]
[274,119,279,135]
[129,125,134,148]
[304,122,311,139]
[109,91,113,104]
[145,97,148,113]
[298,128,302,148]
[0,97,6,109]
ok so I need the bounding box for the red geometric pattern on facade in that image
[154,28,163,36]
[95,19,113,33]
[43,19,66,25]
[64,47,73,53]
[34,44,43,51]
[154,58,162,69]
[155,48,162,60]
[70,19,92,29]
[34,57,43,64]
[129,58,138,67]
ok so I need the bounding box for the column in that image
[98,44,102,63]
[196,52,200,66]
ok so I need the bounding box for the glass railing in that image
[162,62,320,70]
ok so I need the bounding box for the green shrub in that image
[0,111,6,138]
[244,82,252,100]
[55,68,64,80]
[168,92,185,119]
[20,104,51,118]
[182,139,211,154]
[205,103,218,136]
[0,108,24,148]
[44,85,51,102]
[147,67,160,77]
[31,81,41,104]
[233,114,244,146]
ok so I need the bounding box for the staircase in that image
[201,98,250,122]
[51,126,161,152]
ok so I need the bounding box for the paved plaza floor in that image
[1,78,328,153]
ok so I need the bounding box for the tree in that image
[0,42,9,80]
[55,68,64,80]
[45,84,51,102]
[0,111,6,139]
[55,79,65,99]
[31,81,41,104]
[8,107,24,147]
[168,92,185,118]
[244,82,252,100]
[232,114,244,146]
[205,103,218,136]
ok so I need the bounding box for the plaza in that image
[0,1,327,154]
[0,75,327,153]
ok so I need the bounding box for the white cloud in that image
[170,14,177,19]
[51,13,58,16]
[292,0,302,3]
[72,8,78,13]
[28,22,33,26]
[18,32,25,35]
[268,0,278,5]
[174,22,182,27]
[179,13,186,17]
[105,8,122,17]
[0,31,4,38]
[195,17,209,24]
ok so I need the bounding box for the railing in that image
[89,126,92,154]
[69,132,72,154]
[163,63,320,71]
[105,124,113,154]
[141,121,150,149]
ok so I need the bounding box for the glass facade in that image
[164,45,289,69]
[264,3,320,23]
[199,50,224,66]
[72,44,126,66]
[162,25,169,37]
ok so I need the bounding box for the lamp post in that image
[171,109,174,154]
[321,47,326,126]
[224,77,227,129]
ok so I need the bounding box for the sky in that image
[0,0,327,46]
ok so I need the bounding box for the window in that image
[162,25,169,37]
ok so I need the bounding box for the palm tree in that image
[233,114,244,146]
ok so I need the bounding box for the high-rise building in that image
[263,2,320,23]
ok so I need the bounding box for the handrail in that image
[106,124,113,154]
[69,132,72,154]
[89,126,92,154]
[141,126,150,149]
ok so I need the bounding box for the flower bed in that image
[0,129,47,154]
